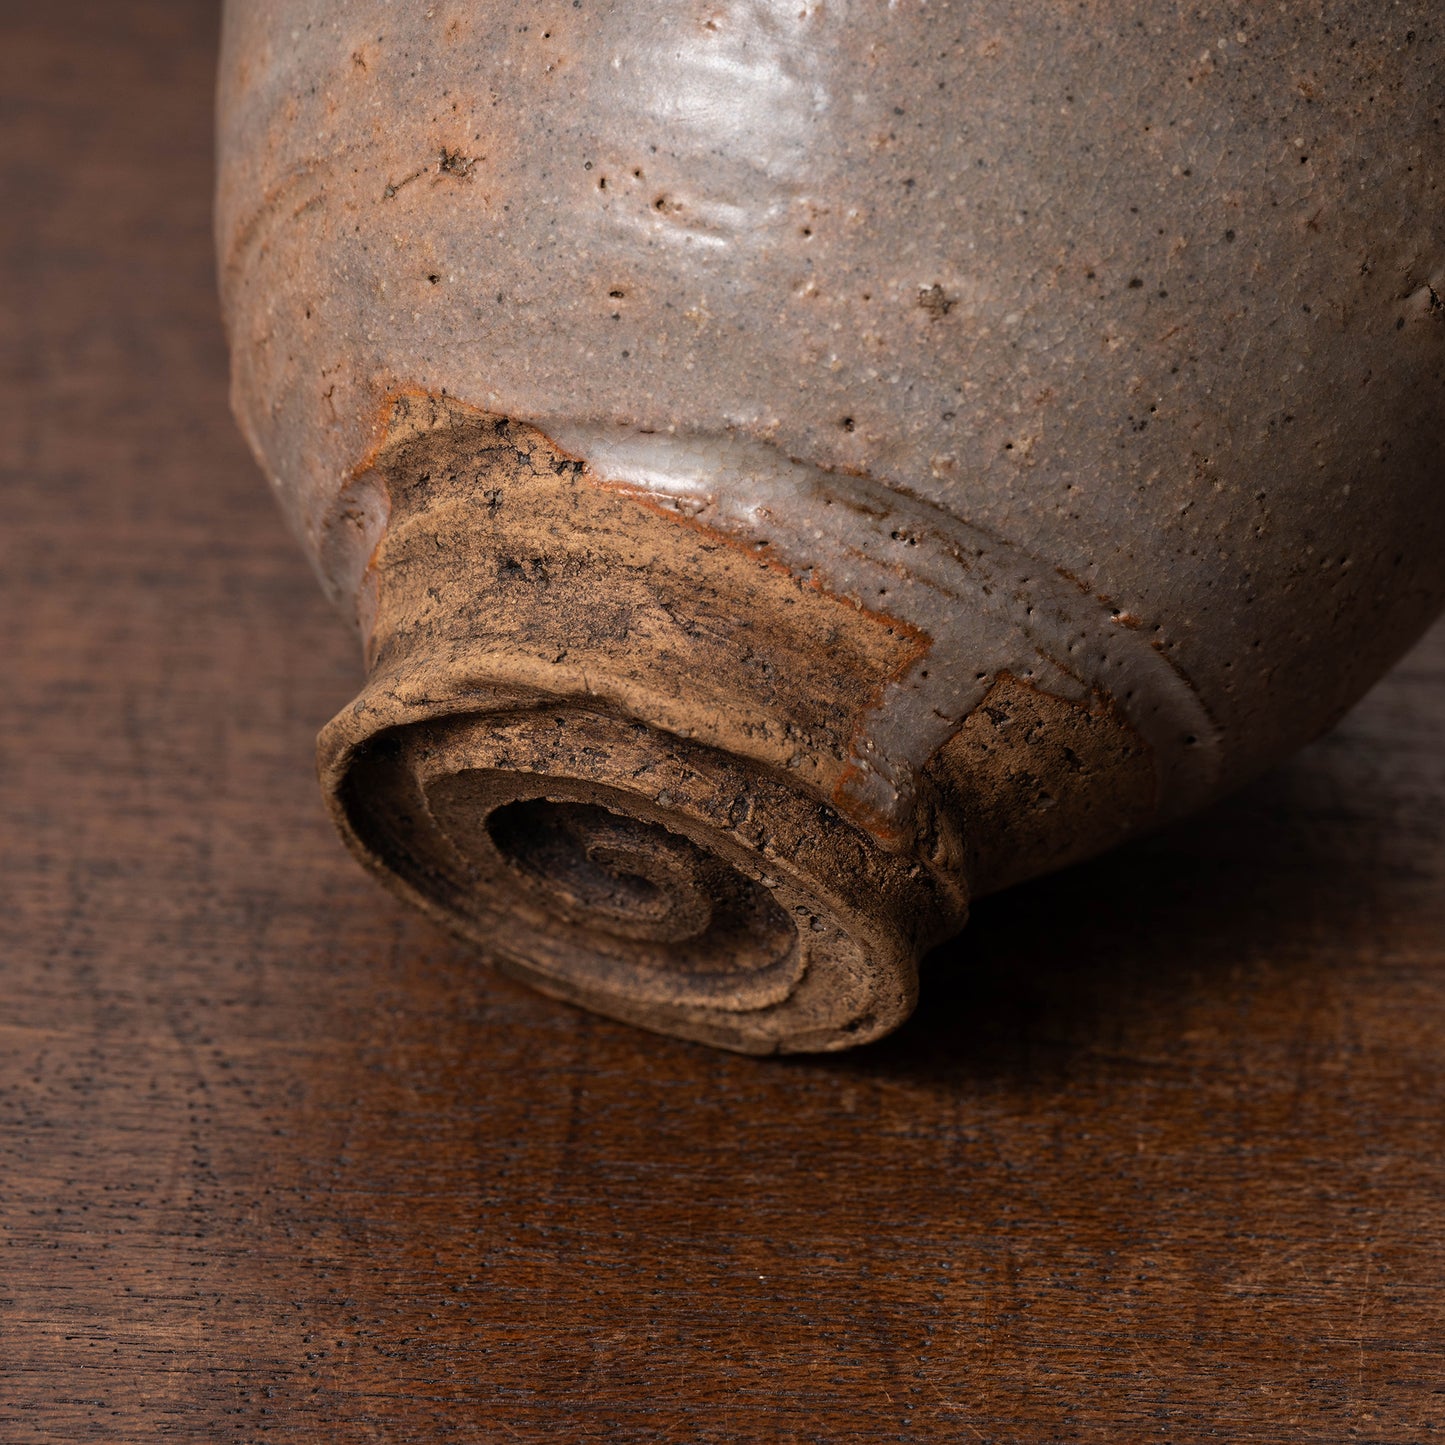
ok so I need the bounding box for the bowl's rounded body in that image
[218,0,1444,1050]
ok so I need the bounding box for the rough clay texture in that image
[217,0,1444,1049]
[317,395,969,1049]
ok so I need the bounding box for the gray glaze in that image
[218,1,1445,1048]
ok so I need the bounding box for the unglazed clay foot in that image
[217,1,1445,1051]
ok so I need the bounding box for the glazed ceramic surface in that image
[218,1,1444,1049]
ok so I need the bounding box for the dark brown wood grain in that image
[2,5,1443,1441]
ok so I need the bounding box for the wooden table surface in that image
[4,5,1444,1441]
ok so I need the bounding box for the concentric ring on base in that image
[321,698,934,1052]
